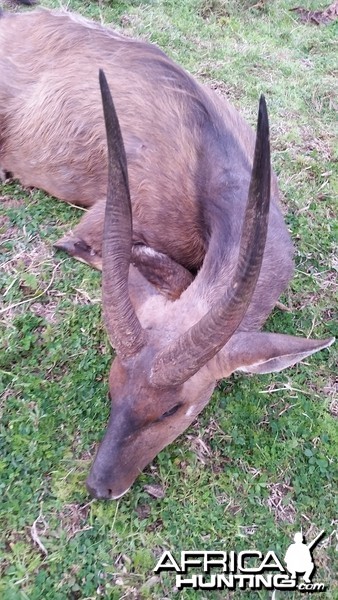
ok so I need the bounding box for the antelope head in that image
[86,71,334,500]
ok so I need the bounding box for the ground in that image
[0,1,337,599]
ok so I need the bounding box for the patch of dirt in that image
[188,434,211,464]
[2,237,53,276]
[206,79,235,99]
[266,482,296,523]
[196,66,244,101]
[29,300,59,324]
[146,518,163,533]
[198,0,230,20]
[143,483,165,499]
[73,287,100,306]
[57,503,92,541]
[291,1,338,25]
[329,398,338,418]
[0,197,24,249]
[119,13,143,34]
[0,219,21,251]
[1,233,62,327]
[215,492,242,514]
[135,503,151,520]
[0,195,24,208]
[300,127,334,162]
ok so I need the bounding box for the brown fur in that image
[0,8,292,327]
[89,74,333,500]
[1,9,333,500]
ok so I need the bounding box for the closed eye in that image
[159,404,181,420]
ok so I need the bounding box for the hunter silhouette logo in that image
[154,529,327,592]
[284,530,325,584]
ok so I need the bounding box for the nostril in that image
[86,476,130,500]
[86,480,112,500]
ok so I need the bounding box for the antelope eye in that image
[160,404,181,420]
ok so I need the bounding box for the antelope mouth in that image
[86,480,131,501]
[86,467,131,500]
[109,486,130,500]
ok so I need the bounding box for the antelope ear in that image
[213,332,334,378]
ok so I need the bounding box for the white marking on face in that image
[139,246,160,258]
[185,405,196,417]
[110,487,130,500]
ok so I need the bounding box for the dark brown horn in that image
[99,69,146,359]
[150,95,271,386]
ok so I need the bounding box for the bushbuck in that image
[0,9,333,499]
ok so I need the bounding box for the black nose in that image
[86,479,113,500]
[86,473,130,500]
[86,473,113,500]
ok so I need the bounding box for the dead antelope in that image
[0,8,290,293]
[0,9,333,499]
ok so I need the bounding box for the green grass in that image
[1,1,337,598]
